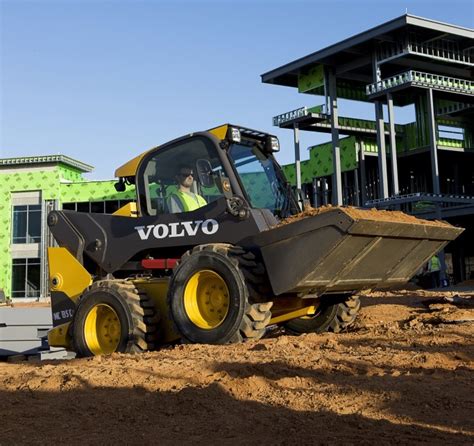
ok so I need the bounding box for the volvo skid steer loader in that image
[47,124,463,356]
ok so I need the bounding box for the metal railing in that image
[366,192,474,207]
[366,70,474,96]
[377,36,473,66]
[273,107,308,126]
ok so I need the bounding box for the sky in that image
[1,0,473,179]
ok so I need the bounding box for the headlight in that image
[228,127,241,143]
[266,136,280,152]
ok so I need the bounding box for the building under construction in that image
[262,14,473,283]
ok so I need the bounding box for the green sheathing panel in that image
[58,164,84,182]
[0,168,64,298]
[298,65,325,93]
[281,160,314,186]
[404,123,419,151]
[307,105,325,114]
[335,81,368,102]
[415,96,430,148]
[297,66,367,101]
[282,164,296,185]
[283,137,358,185]
[60,181,136,202]
[308,137,357,178]
[360,139,378,153]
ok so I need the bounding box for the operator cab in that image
[114,124,299,219]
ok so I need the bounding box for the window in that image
[229,143,290,215]
[139,137,227,216]
[11,258,41,298]
[12,205,41,244]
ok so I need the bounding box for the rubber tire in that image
[72,280,159,357]
[284,295,360,334]
[227,246,272,304]
[169,244,272,344]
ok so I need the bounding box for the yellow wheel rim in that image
[184,270,230,329]
[84,303,121,355]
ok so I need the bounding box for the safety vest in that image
[429,256,440,272]
[173,191,207,212]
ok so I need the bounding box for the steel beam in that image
[427,88,441,195]
[386,93,400,196]
[293,123,304,211]
[312,178,319,207]
[358,140,368,206]
[372,54,388,200]
[375,101,389,198]
[322,178,329,205]
[293,123,302,192]
[353,168,360,206]
[327,69,343,205]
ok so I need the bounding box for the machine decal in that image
[52,308,74,323]
[134,219,219,240]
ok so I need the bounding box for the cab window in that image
[140,137,229,216]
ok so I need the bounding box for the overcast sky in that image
[1,0,472,179]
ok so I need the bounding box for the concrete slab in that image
[0,307,53,356]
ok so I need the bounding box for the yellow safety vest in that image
[173,191,207,212]
[429,256,440,272]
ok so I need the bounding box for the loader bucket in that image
[250,207,463,296]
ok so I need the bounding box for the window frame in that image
[135,133,244,216]
[11,257,41,299]
[11,204,42,244]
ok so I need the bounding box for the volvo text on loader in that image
[47,124,463,356]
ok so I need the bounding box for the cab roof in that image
[114,124,276,178]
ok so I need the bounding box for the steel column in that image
[327,69,342,205]
[322,178,329,205]
[312,178,319,207]
[375,101,389,199]
[427,87,446,284]
[353,168,360,206]
[293,123,302,192]
[386,93,399,196]
[358,140,368,206]
[427,88,441,195]
[372,53,388,200]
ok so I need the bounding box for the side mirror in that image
[196,159,215,188]
[114,179,126,192]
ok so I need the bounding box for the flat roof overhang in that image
[261,14,473,89]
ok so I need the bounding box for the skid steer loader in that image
[47,124,463,356]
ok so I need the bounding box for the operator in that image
[167,165,207,213]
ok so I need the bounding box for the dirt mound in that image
[1,290,473,445]
[279,205,452,227]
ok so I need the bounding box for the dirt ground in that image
[1,289,473,445]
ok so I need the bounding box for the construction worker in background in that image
[167,165,207,213]
[428,254,441,288]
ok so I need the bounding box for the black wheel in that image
[72,280,159,357]
[284,294,360,334]
[168,244,272,344]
